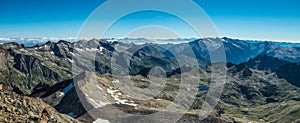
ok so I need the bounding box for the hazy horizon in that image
[1,36,300,44]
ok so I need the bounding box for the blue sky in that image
[0,0,300,41]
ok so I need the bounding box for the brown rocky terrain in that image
[0,86,79,123]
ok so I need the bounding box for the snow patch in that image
[93,118,110,123]
[58,92,65,97]
[86,48,99,51]
[112,80,119,83]
[107,88,138,107]
[67,58,73,63]
[99,46,104,52]
[96,85,103,91]
[75,48,83,52]
[232,43,241,48]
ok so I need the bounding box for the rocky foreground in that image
[0,88,79,122]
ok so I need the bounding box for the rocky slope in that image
[209,57,300,122]
[32,62,300,123]
[0,88,79,122]
[32,71,237,123]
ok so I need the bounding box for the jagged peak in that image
[1,42,25,49]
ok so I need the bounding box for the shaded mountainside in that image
[243,54,300,88]
[245,55,289,71]
[276,63,300,87]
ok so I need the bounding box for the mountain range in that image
[0,37,299,122]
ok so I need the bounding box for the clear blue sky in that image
[0,0,300,41]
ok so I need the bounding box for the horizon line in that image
[0,36,300,44]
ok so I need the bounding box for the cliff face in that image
[276,63,300,87]
[12,53,61,82]
[0,42,73,95]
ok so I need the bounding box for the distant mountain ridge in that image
[2,37,300,47]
